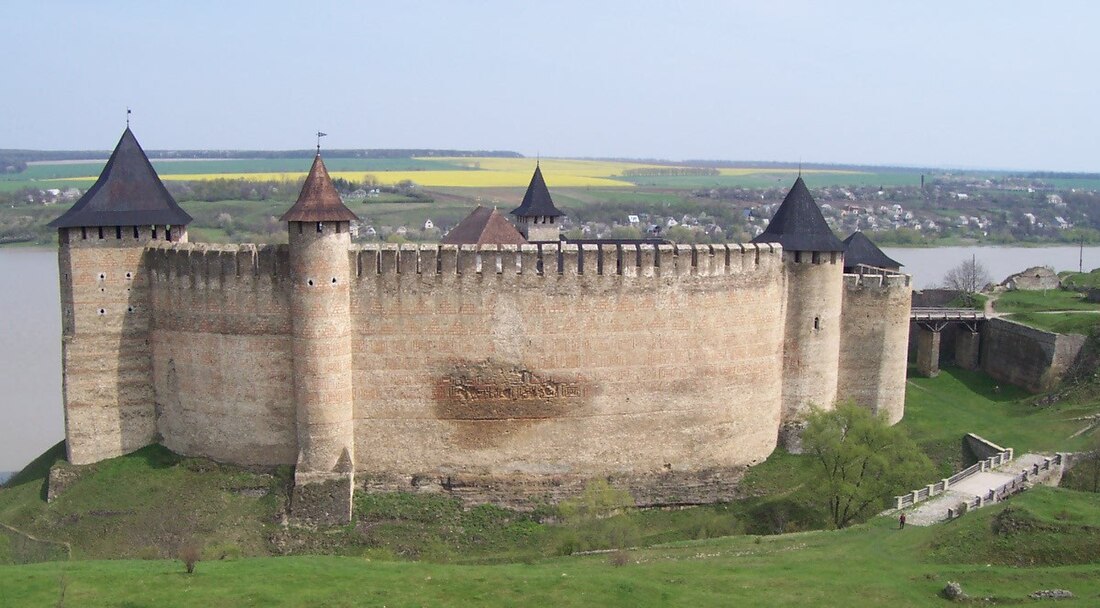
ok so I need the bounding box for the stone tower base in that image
[291,472,353,526]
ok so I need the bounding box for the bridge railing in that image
[910,307,987,320]
[946,453,1064,519]
[894,448,1013,510]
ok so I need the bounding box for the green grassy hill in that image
[2,488,1099,607]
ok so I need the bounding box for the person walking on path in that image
[899,513,906,529]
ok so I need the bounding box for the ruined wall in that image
[58,227,160,465]
[837,272,912,424]
[349,242,787,505]
[779,251,843,425]
[980,318,1086,393]
[146,243,296,466]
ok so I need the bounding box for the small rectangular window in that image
[81,227,87,240]
[152,226,158,240]
[317,222,324,233]
[133,226,139,238]
[98,227,104,239]
[115,226,122,239]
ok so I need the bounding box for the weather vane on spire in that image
[126,107,131,128]
[316,131,327,154]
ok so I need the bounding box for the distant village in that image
[6,170,1100,247]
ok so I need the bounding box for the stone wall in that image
[348,242,787,505]
[146,243,296,466]
[837,272,912,424]
[980,318,1086,392]
[61,235,912,508]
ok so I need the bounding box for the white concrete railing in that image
[894,448,1014,510]
[946,453,1064,519]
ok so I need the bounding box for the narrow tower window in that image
[814,316,821,331]
[115,226,122,239]
[98,227,104,239]
[317,222,324,233]
[133,226,139,238]
[152,226,158,240]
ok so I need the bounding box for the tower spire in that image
[126,107,131,128]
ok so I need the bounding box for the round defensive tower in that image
[753,177,845,450]
[281,152,359,524]
[837,232,912,424]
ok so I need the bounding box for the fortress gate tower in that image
[753,177,846,449]
[47,128,192,465]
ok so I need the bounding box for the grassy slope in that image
[992,289,1100,333]
[0,444,285,561]
[901,366,1100,473]
[2,488,1100,607]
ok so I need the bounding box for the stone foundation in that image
[291,473,354,525]
[358,467,750,510]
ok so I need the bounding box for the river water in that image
[3,244,1100,471]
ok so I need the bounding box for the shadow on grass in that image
[126,445,182,470]
[942,366,1030,404]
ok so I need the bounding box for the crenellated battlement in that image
[842,270,912,289]
[346,241,781,280]
[145,242,288,285]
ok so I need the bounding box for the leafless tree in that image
[943,255,992,295]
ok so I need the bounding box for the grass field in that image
[994,289,1100,313]
[1060,269,1100,290]
[1005,312,1100,334]
[2,487,1099,607]
[992,289,1100,334]
[900,366,1100,472]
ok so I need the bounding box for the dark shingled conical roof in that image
[510,164,564,218]
[842,231,902,271]
[48,128,192,229]
[752,176,844,252]
[442,205,527,246]
[280,154,359,223]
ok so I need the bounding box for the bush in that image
[179,543,201,574]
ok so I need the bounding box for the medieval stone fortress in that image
[49,129,912,523]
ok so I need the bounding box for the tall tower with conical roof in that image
[753,177,845,449]
[48,127,192,465]
[510,164,564,242]
[281,152,359,524]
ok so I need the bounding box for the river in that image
[3,244,1100,471]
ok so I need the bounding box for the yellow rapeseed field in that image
[55,156,868,188]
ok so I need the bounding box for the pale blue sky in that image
[2,1,1098,171]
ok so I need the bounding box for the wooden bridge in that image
[909,307,988,378]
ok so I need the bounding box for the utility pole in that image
[1080,234,1085,274]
